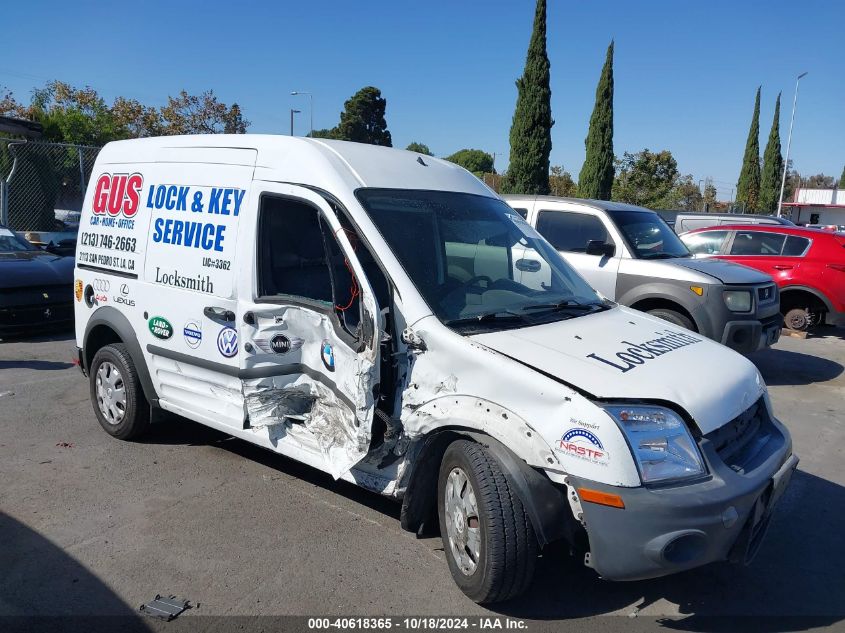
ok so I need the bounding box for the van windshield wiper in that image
[521,300,607,313]
[443,310,530,328]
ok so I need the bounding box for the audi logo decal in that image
[93,279,111,291]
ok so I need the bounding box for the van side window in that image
[257,196,362,336]
[729,231,786,256]
[536,211,611,252]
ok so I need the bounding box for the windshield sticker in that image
[555,428,609,466]
[587,329,702,373]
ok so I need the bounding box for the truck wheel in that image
[437,440,537,604]
[647,308,695,331]
[785,307,810,332]
[89,343,150,440]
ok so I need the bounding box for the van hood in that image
[666,257,771,284]
[469,306,765,433]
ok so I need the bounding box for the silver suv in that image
[504,196,783,353]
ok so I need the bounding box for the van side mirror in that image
[586,240,615,257]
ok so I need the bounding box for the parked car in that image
[74,136,797,603]
[680,224,845,331]
[0,223,75,337]
[673,212,793,234]
[804,224,841,232]
[503,196,782,354]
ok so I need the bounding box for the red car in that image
[680,224,845,331]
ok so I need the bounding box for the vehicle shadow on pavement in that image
[749,348,843,386]
[494,470,844,627]
[142,418,403,520]
[0,511,153,632]
[0,360,74,371]
[0,332,75,345]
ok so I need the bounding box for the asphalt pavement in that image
[1,328,843,630]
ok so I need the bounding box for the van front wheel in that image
[89,343,150,440]
[437,440,537,604]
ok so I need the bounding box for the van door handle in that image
[773,265,793,270]
[204,306,236,322]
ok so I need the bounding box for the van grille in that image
[705,398,774,473]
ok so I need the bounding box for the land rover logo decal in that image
[148,316,173,340]
[270,334,291,354]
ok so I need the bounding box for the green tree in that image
[160,90,249,135]
[444,149,494,176]
[803,173,835,189]
[500,0,553,194]
[406,142,432,155]
[838,166,845,189]
[759,93,783,213]
[325,86,392,146]
[612,149,679,209]
[578,41,615,200]
[309,128,339,139]
[549,165,577,197]
[736,87,762,212]
[703,178,717,211]
[668,175,703,211]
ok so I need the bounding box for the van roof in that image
[500,194,653,213]
[96,135,493,196]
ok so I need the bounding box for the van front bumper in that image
[567,409,797,581]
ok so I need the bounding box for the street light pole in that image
[290,109,301,136]
[778,71,808,217]
[698,179,704,211]
[291,91,313,137]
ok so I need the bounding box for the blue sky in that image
[3,1,843,199]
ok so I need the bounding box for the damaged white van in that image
[75,136,798,603]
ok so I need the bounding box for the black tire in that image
[437,440,537,604]
[784,307,811,332]
[89,343,150,440]
[647,308,696,331]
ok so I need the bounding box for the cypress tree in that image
[500,0,553,195]
[578,41,615,200]
[736,87,762,212]
[759,93,783,213]
[839,165,845,189]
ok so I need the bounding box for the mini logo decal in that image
[555,428,609,466]
[74,279,83,302]
[321,340,335,371]
[217,327,238,358]
[148,316,173,340]
[270,334,292,354]
[184,321,202,349]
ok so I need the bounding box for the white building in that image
[782,188,845,226]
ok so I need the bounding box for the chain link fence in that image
[0,138,100,232]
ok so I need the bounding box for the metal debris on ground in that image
[55,442,74,448]
[139,594,192,621]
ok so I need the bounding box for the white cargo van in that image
[74,136,797,603]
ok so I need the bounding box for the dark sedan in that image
[0,225,75,337]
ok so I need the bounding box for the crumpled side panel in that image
[243,373,369,479]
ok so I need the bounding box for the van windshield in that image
[356,189,607,332]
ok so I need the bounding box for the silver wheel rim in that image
[444,467,481,576]
[96,361,127,425]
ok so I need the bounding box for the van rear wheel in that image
[89,343,150,440]
[437,440,537,604]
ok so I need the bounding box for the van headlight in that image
[603,405,705,484]
[723,290,752,312]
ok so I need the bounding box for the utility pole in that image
[291,92,314,137]
[290,109,301,136]
[778,71,808,217]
